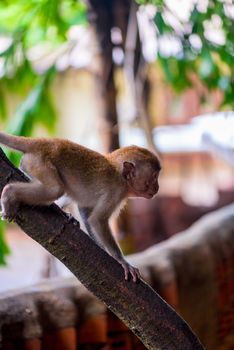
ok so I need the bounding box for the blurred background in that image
[0,0,234,349]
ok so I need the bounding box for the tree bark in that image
[87,0,121,152]
[0,148,204,350]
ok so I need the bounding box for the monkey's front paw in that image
[117,259,141,283]
[1,185,18,222]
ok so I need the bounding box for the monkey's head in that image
[121,146,161,199]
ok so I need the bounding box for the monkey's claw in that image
[64,212,79,226]
[117,259,141,283]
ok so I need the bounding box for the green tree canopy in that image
[0,0,86,136]
[139,0,234,106]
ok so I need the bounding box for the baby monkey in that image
[0,132,161,282]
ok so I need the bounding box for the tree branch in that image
[0,148,204,350]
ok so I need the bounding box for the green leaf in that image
[0,86,7,120]
[158,56,174,83]
[154,12,173,35]
[198,49,214,79]
[154,12,164,35]
[6,84,42,136]
[0,221,10,266]
[221,81,234,107]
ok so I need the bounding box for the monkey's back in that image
[51,139,117,178]
[27,138,125,206]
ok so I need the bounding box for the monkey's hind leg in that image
[0,175,64,222]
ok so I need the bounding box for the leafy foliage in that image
[0,2,84,98]
[138,0,234,107]
[0,0,87,135]
[3,67,57,164]
[0,221,10,265]
[0,0,86,264]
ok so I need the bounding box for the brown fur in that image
[0,132,161,282]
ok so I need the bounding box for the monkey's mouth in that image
[146,188,159,198]
[145,192,155,199]
[128,186,158,199]
[137,190,156,199]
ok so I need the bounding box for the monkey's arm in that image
[86,204,140,282]
[100,222,141,283]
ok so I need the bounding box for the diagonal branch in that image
[0,148,204,350]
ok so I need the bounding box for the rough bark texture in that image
[0,148,204,350]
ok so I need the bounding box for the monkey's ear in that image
[122,161,135,180]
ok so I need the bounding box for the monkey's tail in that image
[0,132,34,153]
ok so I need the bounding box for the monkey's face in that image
[123,161,160,199]
[132,169,160,199]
